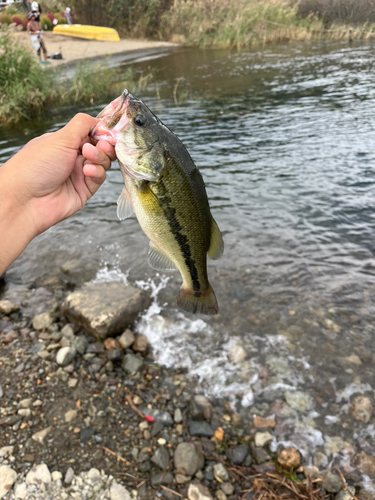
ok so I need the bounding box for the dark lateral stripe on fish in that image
[156,160,201,293]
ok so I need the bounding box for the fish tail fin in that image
[177,285,219,316]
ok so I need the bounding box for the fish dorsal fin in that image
[207,218,224,260]
[117,186,134,220]
[148,243,177,271]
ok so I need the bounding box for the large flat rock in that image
[62,282,151,339]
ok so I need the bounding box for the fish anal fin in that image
[117,186,134,220]
[177,285,219,316]
[207,218,224,260]
[148,243,176,271]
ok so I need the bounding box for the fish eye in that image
[134,114,146,127]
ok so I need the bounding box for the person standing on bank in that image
[27,11,49,65]
[64,6,72,24]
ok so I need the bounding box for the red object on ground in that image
[145,415,154,423]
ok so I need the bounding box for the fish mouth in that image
[90,89,131,145]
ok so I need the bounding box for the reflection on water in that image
[2,41,375,471]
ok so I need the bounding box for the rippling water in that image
[3,42,375,472]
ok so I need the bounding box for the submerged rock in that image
[62,282,151,339]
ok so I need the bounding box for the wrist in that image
[0,163,39,275]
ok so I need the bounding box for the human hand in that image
[0,113,116,240]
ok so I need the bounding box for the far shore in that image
[13,31,178,66]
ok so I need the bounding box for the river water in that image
[2,41,375,478]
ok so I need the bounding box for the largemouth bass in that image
[91,90,223,315]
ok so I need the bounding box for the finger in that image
[96,140,117,161]
[82,142,112,171]
[57,113,99,148]
[83,164,106,195]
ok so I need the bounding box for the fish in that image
[91,89,224,315]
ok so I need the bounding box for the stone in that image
[253,416,276,429]
[118,329,135,349]
[228,344,246,363]
[61,324,75,338]
[335,487,356,500]
[0,299,19,315]
[64,467,74,484]
[0,465,17,499]
[107,349,124,361]
[51,471,63,481]
[122,353,144,373]
[62,282,151,339]
[228,444,249,465]
[56,346,77,366]
[324,436,345,456]
[19,398,32,408]
[175,473,190,484]
[354,451,375,478]
[132,333,149,353]
[110,483,131,500]
[189,421,214,438]
[358,491,375,500]
[213,463,229,482]
[194,395,213,421]
[254,431,273,447]
[352,396,372,423]
[25,463,51,485]
[277,446,300,470]
[31,426,52,444]
[139,407,174,426]
[188,483,214,500]
[80,428,95,443]
[221,483,234,496]
[174,408,183,423]
[151,472,173,487]
[284,391,312,411]
[151,447,170,469]
[72,336,88,355]
[174,442,205,476]
[32,312,53,331]
[216,491,227,500]
[65,409,78,423]
[0,446,14,457]
[322,472,343,493]
[104,338,121,350]
[14,482,27,499]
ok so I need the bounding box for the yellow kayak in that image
[52,24,120,42]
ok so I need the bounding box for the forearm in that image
[0,164,38,275]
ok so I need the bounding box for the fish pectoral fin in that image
[207,217,224,260]
[148,243,177,271]
[117,187,134,220]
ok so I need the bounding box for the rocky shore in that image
[0,279,373,500]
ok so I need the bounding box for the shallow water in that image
[2,41,375,474]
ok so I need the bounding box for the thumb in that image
[56,113,99,148]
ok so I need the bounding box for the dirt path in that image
[13,31,178,66]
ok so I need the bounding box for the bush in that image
[40,16,53,30]
[11,16,23,27]
[54,13,67,24]
[295,0,375,24]
[0,15,12,25]
[47,13,56,22]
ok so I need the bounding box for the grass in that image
[0,27,152,126]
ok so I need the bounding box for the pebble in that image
[216,491,227,500]
[254,431,273,447]
[253,416,276,429]
[352,396,373,423]
[188,421,214,437]
[64,467,74,484]
[0,299,19,315]
[322,472,344,493]
[56,346,77,366]
[213,463,229,482]
[132,333,149,353]
[0,465,17,499]
[174,442,205,475]
[14,482,27,499]
[19,398,32,408]
[110,483,131,500]
[277,446,301,470]
[118,329,135,349]
[51,471,63,481]
[150,471,173,487]
[335,487,356,500]
[31,426,52,444]
[187,483,214,500]
[284,391,313,411]
[174,408,183,423]
[228,444,249,465]
[121,353,144,373]
[25,463,52,485]
[221,483,234,496]
[64,409,78,423]
[151,446,170,469]
[228,344,247,363]
[32,312,53,331]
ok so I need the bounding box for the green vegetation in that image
[0,28,152,126]
[69,0,375,48]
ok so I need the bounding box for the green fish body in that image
[91,90,223,315]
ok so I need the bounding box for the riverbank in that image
[13,32,178,66]
[0,277,372,500]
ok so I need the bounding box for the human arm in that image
[0,113,116,275]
